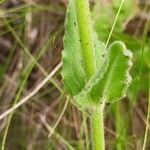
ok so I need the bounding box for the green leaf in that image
[62,0,105,96]
[75,41,132,108]
[61,0,86,95]
[62,0,133,109]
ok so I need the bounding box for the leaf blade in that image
[75,41,132,108]
[61,0,86,95]
[62,0,106,96]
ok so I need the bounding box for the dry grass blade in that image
[40,114,75,150]
[0,62,62,121]
[48,96,69,138]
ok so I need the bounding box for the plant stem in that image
[75,0,96,80]
[91,104,105,150]
[75,0,105,149]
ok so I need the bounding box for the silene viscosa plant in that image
[61,0,133,150]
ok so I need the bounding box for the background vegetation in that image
[0,0,149,149]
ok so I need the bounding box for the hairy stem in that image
[91,104,105,150]
[75,0,105,149]
[75,0,96,80]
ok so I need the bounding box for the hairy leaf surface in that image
[62,0,132,109]
[75,42,133,108]
[61,0,85,95]
[62,0,105,96]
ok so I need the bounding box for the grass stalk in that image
[114,102,128,150]
[105,0,124,47]
[142,69,150,150]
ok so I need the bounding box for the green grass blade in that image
[0,31,60,150]
[142,68,150,150]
